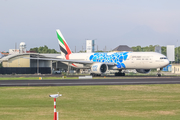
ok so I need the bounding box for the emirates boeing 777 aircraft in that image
[31,29,169,77]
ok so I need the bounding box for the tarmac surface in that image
[0,77,180,86]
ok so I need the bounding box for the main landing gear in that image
[115,70,125,76]
[157,68,162,77]
[90,73,101,77]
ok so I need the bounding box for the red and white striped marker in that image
[49,93,62,120]
[54,98,57,120]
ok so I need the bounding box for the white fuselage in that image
[57,52,169,69]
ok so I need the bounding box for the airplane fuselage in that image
[58,52,169,70]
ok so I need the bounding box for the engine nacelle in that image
[91,63,108,74]
[136,69,151,74]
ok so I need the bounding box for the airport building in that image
[0,42,69,74]
[1,53,56,68]
[171,64,180,74]
[0,53,3,59]
[112,45,133,52]
[86,40,95,53]
[0,53,65,74]
[0,52,9,57]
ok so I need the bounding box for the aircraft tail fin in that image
[56,29,72,59]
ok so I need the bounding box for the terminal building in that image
[112,45,133,52]
[0,42,68,74]
[0,53,63,74]
[0,52,72,74]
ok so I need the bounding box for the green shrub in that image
[0,63,2,68]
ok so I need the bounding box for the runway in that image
[0,77,180,86]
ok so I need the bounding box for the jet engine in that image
[136,69,151,73]
[91,63,108,74]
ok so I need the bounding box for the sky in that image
[0,0,180,52]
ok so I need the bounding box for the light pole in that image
[37,53,39,74]
[49,92,62,120]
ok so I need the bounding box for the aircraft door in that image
[130,55,136,68]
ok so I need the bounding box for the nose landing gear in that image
[157,68,163,77]
[157,73,161,77]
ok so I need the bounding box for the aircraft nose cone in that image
[165,59,170,66]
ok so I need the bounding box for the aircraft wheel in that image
[157,74,161,77]
[90,73,95,76]
[90,73,98,77]
[122,73,125,76]
[115,73,125,76]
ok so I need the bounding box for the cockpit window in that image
[160,57,167,59]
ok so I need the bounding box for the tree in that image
[0,63,2,68]
[78,50,86,53]
[132,45,162,52]
[48,49,58,53]
[161,46,166,56]
[95,50,104,52]
[175,46,180,63]
[148,45,155,51]
[132,46,142,52]
[29,47,38,53]
[30,45,58,53]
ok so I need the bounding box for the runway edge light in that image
[49,92,62,120]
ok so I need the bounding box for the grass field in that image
[1,85,180,120]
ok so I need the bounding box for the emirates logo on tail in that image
[56,29,72,60]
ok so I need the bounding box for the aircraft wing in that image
[24,57,93,64]
[24,57,117,66]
